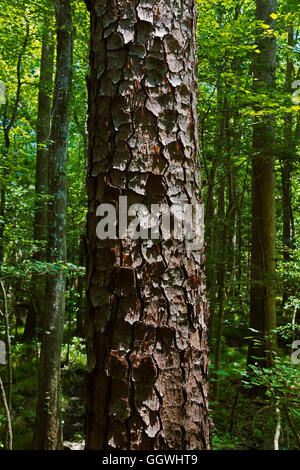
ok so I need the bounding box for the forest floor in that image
[3,338,299,450]
[61,365,85,447]
[7,340,86,449]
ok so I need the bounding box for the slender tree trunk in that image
[214,96,235,401]
[281,26,295,309]
[214,220,229,402]
[33,0,73,450]
[85,0,212,450]
[24,18,55,341]
[0,279,12,448]
[237,208,243,303]
[0,376,12,450]
[227,105,239,295]
[248,0,277,367]
[205,165,217,337]
[208,73,225,340]
[0,187,6,264]
[75,235,85,338]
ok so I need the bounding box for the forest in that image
[0,0,299,452]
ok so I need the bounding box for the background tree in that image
[23,8,55,341]
[248,0,277,367]
[33,0,73,450]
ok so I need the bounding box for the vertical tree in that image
[24,13,55,341]
[34,0,73,450]
[214,95,236,402]
[204,54,225,339]
[248,0,277,367]
[280,25,295,309]
[85,0,212,450]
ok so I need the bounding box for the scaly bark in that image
[34,0,73,450]
[85,0,212,450]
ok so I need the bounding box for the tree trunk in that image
[205,164,217,338]
[33,0,73,450]
[206,12,225,341]
[214,96,235,401]
[281,25,295,309]
[75,235,85,338]
[248,0,277,367]
[24,18,55,341]
[214,219,228,402]
[206,94,224,339]
[85,0,212,450]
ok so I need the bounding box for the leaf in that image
[217,370,230,376]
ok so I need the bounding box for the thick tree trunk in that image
[33,0,73,450]
[248,0,277,367]
[24,19,55,341]
[85,0,212,450]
